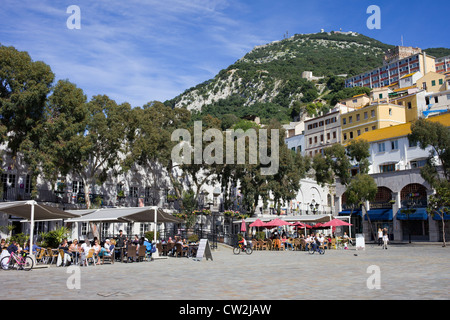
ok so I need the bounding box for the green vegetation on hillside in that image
[166,32,396,124]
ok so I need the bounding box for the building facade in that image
[345,47,436,89]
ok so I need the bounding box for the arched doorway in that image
[399,183,429,241]
[368,186,394,241]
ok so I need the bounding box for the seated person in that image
[281,235,293,250]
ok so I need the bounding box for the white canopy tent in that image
[0,200,82,259]
[65,206,184,247]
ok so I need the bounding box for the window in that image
[130,187,139,198]
[25,175,33,194]
[356,114,360,121]
[408,139,417,148]
[365,127,369,132]
[349,131,353,139]
[343,118,347,125]
[410,159,427,169]
[434,96,439,104]
[379,93,383,99]
[81,222,88,236]
[378,142,386,153]
[422,82,427,90]
[349,116,353,124]
[407,102,412,109]
[389,108,392,116]
[371,110,375,118]
[431,80,436,86]
[320,134,324,142]
[439,79,443,85]
[380,163,395,173]
[309,137,312,145]
[314,136,317,143]
[364,112,368,120]
[391,140,398,150]
[333,131,336,139]
[343,133,347,141]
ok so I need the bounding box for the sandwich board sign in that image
[194,239,213,261]
[355,233,365,250]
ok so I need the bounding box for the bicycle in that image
[1,251,34,271]
[233,242,253,255]
[308,244,325,255]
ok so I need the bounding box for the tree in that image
[0,45,54,156]
[345,173,378,240]
[72,95,131,209]
[125,101,191,204]
[21,80,88,191]
[409,118,450,246]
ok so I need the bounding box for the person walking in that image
[377,228,383,246]
[382,228,389,250]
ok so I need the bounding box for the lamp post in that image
[401,193,417,244]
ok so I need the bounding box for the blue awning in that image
[364,209,393,221]
[338,209,362,217]
[396,208,428,220]
[432,209,450,221]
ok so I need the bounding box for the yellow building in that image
[339,94,370,109]
[341,103,406,142]
[416,71,446,92]
[390,90,427,122]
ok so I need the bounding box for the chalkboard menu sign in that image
[194,239,213,261]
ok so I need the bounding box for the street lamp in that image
[401,193,417,244]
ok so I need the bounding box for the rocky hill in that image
[164,32,446,124]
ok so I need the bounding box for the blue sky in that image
[1,0,449,108]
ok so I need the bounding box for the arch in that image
[400,183,428,207]
[374,186,393,203]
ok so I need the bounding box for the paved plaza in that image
[1,243,449,300]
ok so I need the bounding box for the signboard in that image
[194,239,213,261]
[355,233,365,250]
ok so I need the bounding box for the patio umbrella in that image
[249,219,266,228]
[240,219,247,233]
[264,218,293,228]
[321,219,352,227]
[312,222,325,229]
[292,221,312,229]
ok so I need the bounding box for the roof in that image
[0,201,81,221]
[400,72,418,79]
[354,113,450,143]
[65,206,184,223]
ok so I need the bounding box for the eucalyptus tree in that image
[21,80,88,191]
[124,101,191,204]
[0,45,54,170]
[71,95,131,209]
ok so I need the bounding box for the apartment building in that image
[338,113,450,242]
[435,55,450,74]
[304,106,348,157]
[345,47,436,89]
[340,103,406,143]
[416,71,447,93]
